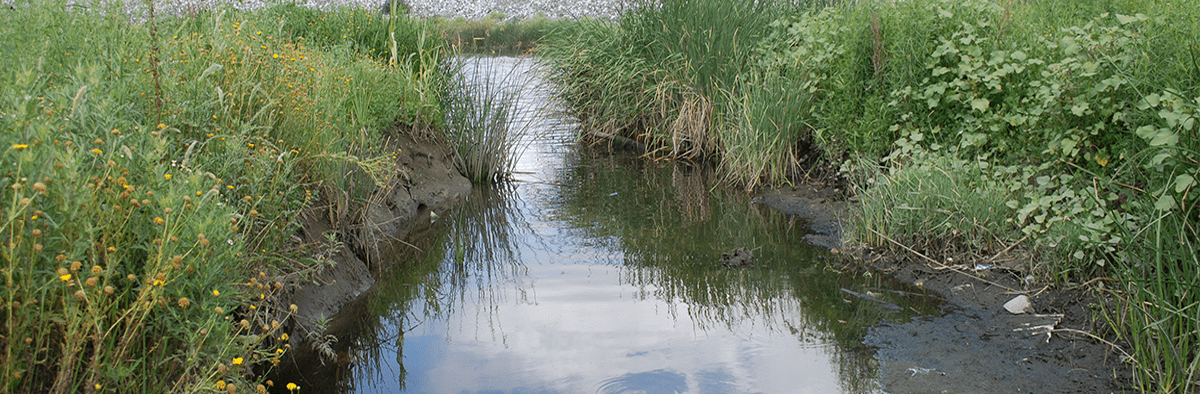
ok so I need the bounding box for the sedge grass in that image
[440,56,541,183]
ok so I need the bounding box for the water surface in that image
[279,57,940,394]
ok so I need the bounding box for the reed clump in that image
[440,57,541,183]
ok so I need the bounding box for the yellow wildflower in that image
[232,357,243,365]
[12,144,28,150]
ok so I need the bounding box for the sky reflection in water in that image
[325,58,930,394]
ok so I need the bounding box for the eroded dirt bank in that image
[760,185,1133,393]
[283,130,470,346]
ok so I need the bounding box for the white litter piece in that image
[1013,313,1064,343]
[907,367,938,377]
[1004,295,1033,314]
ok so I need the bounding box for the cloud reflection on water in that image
[296,57,937,394]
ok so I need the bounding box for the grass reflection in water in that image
[295,149,946,394]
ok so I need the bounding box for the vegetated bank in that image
[434,12,576,55]
[537,0,1199,391]
[0,1,477,392]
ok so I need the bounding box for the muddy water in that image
[274,58,943,393]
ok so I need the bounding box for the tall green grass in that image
[541,0,806,162]
[1106,197,1200,393]
[0,1,443,392]
[440,57,540,183]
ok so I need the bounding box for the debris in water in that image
[840,287,902,311]
[721,247,755,268]
[907,366,942,377]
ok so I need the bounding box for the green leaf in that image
[1071,102,1090,116]
[1160,109,1184,127]
[1150,152,1172,166]
[1011,50,1027,62]
[1060,138,1079,155]
[971,98,990,112]
[1138,93,1161,110]
[1176,174,1196,193]
[1150,130,1179,146]
[1004,114,1028,126]
[1061,37,1080,55]
[1116,13,1138,24]
[1135,125,1158,139]
[1155,194,1176,211]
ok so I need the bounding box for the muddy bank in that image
[760,187,1133,393]
[284,130,470,344]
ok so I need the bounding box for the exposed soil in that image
[283,130,471,345]
[759,186,1134,394]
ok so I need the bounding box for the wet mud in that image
[761,187,1133,394]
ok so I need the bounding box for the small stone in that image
[1004,295,1033,314]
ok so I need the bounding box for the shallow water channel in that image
[277,57,944,393]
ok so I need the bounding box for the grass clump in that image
[540,0,799,164]
[441,57,540,183]
[0,0,444,392]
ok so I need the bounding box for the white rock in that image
[1003,295,1033,314]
